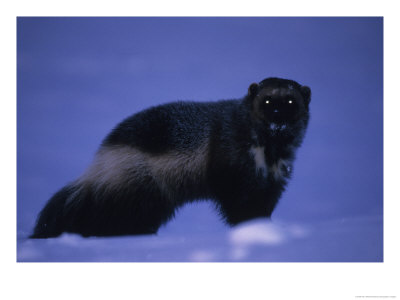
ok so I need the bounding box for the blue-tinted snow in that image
[17,206,383,262]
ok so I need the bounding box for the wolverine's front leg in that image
[216,183,283,225]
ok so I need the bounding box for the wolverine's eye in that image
[265,97,272,104]
[288,99,294,104]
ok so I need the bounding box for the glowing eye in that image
[288,100,293,104]
[266,100,270,104]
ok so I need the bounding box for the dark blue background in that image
[17,17,383,262]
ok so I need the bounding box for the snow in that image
[17,204,382,262]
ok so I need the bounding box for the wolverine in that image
[31,77,311,238]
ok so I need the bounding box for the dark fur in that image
[31,77,311,238]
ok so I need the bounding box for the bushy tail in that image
[30,185,76,239]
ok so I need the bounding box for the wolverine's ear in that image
[300,86,311,106]
[248,83,259,97]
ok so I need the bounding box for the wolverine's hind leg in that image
[31,145,181,238]
[67,145,179,236]
[61,178,177,237]
[31,176,177,238]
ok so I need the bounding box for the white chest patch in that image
[250,146,267,177]
[270,159,291,180]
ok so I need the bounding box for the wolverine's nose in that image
[273,109,279,113]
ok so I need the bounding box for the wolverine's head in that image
[247,77,311,133]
